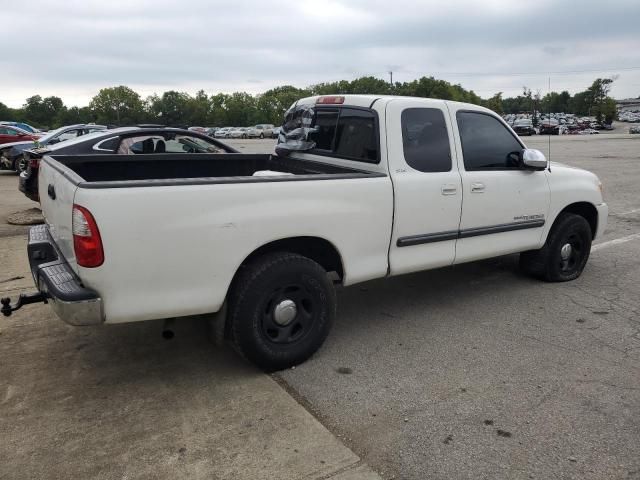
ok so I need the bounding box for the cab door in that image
[450,107,550,264]
[387,99,463,276]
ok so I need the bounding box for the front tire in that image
[520,213,592,282]
[228,252,336,371]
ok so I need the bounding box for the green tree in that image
[587,78,616,123]
[225,92,257,126]
[256,86,312,124]
[0,101,13,120]
[485,92,503,114]
[89,86,144,125]
[23,95,66,128]
[147,90,192,126]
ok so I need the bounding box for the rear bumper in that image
[28,225,104,326]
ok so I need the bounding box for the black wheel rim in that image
[261,284,315,344]
[559,233,584,274]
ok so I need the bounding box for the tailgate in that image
[38,156,80,272]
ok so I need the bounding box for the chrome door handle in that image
[441,184,458,195]
[471,182,485,193]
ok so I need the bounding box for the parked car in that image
[247,124,274,139]
[0,124,106,173]
[188,126,207,134]
[271,126,281,139]
[18,127,237,201]
[214,127,232,139]
[205,127,219,137]
[0,121,40,134]
[539,120,560,135]
[630,126,640,134]
[512,119,536,136]
[228,127,249,139]
[0,125,40,145]
[2,95,607,372]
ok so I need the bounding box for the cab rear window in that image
[308,107,379,163]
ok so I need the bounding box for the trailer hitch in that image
[1,292,48,317]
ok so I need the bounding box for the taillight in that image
[72,205,104,267]
[29,158,39,168]
[316,96,345,105]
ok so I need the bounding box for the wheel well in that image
[240,237,344,280]
[557,202,598,238]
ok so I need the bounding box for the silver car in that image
[247,124,274,139]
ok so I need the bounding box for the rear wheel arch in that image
[233,236,345,284]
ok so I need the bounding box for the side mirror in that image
[520,148,547,170]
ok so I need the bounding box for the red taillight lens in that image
[29,158,39,168]
[72,205,104,268]
[316,96,345,105]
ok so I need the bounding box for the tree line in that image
[0,76,621,130]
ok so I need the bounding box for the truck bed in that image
[46,153,382,187]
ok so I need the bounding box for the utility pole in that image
[389,71,393,86]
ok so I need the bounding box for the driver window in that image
[457,112,523,170]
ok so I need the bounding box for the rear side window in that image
[309,109,339,151]
[457,112,523,170]
[308,107,379,163]
[401,108,451,172]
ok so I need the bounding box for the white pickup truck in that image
[2,95,607,371]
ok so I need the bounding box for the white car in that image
[5,95,607,372]
[214,128,232,139]
[228,127,249,139]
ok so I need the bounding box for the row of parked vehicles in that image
[188,124,280,139]
[504,113,612,136]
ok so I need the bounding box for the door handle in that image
[441,184,458,195]
[470,182,485,193]
[47,184,56,200]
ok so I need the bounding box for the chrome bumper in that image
[28,225,104,326]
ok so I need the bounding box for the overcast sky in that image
[1,0,639,107]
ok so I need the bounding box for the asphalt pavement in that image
[269,134,640,480]
[0,133,638,480]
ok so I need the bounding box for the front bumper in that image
[595,203,608,241]
[28,225,104,326]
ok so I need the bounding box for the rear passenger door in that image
[387,100,462,275]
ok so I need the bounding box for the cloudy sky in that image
[1,0,639,107]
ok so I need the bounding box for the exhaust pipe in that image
[162,318,175,340]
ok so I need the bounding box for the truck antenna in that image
[548,76,551,172]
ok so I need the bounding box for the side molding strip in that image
[396,230,459,247]
[396,219,545,247]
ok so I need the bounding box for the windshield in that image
[37,126,70,143]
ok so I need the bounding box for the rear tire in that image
[520,213,592,282]
[228,252,336,371]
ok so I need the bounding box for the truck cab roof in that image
[294,94,494,115]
